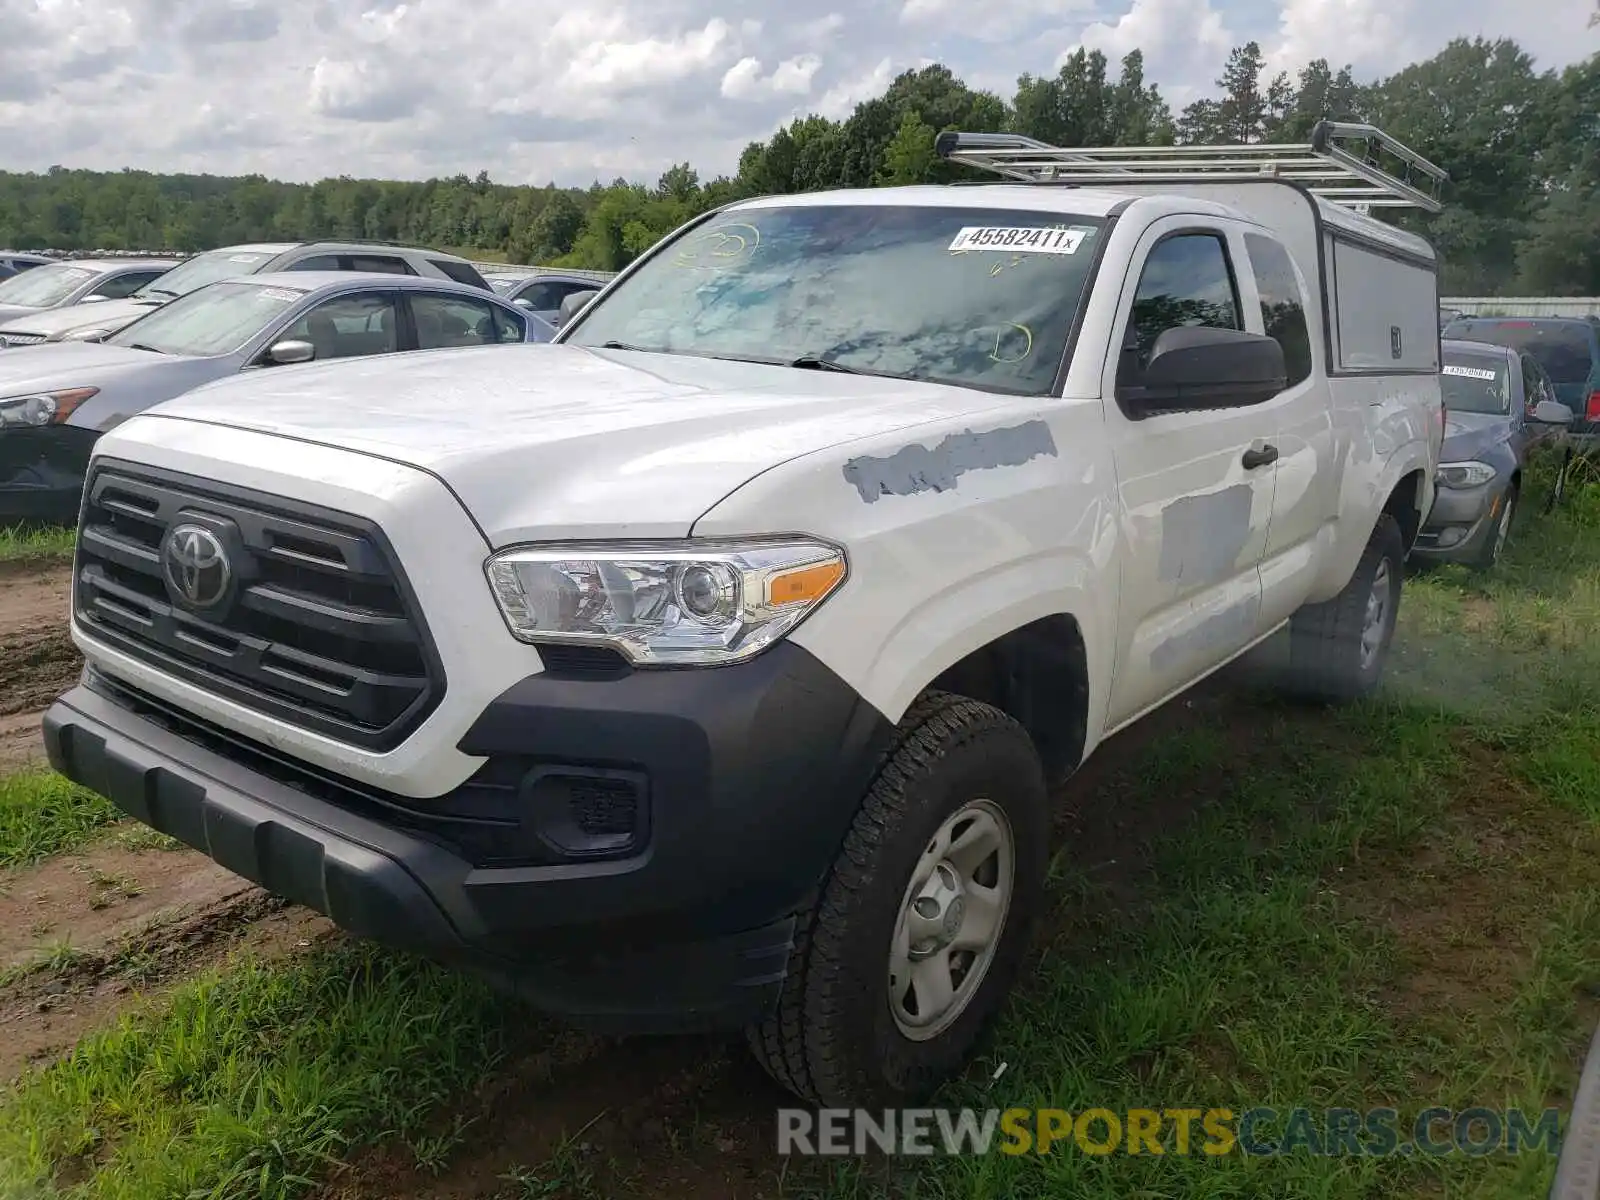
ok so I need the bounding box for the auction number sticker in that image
[948,226,1090,254]
[256,287,303,302]
[1443,364,1497,380]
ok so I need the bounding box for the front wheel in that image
[1473,483,1517,572]
[747,692,1049,1107]
[1283,513,1405,702]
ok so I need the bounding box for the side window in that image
[283,254,342,272]
[92,270,161,300]
[491,306,526,343]
[1522,355,1551,410]
[1120,232,1241,377]
[515,281,562,311]
[348,255,417,276]
[411,292,514,348]
[1244,233,1312,387]
[276,291,398,360]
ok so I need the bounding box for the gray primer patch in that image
[841,420,1058,504]
[1149,592,1262,674]
[1157,484,1254,585]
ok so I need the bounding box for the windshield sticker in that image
[1443,364,1498,380]
[255,287,303,303]
[948,226,1091,255]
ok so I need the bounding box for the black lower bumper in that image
[0,424,93,526]
[44,642,891,1032]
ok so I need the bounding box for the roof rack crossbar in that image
[932,121,1448,213]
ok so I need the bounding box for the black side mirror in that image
[1117,325,1288,417]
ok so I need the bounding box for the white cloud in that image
[817,56,897,119]
[721,54,823,100]
[0,0,1591,187]
[1066,0,1233,97]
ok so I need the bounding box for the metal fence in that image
[1442,297,1600,318]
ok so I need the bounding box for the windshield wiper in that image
[788,355,870,374]
[598,340,653,352]
[125,343,164,354]
[137,289,178,300]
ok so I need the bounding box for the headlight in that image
[0,387,98,429]
[57,327,111,342]
[486,538,847,665]
[1436,461,1496,489]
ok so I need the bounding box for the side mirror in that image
[82,294,111,303]
[1117,325,1288,416]
[265,339,315,365]
[512,297,535,310]
[1531,399,1575,425]
[557,289,597,327]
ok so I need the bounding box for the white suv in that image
[44,124,1445,1107]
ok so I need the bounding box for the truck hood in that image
[0,297,162,339]
[148,343,1015,543]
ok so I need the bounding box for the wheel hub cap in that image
[1360,559,1391,671]
[887,799,1015,1041]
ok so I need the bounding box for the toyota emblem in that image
[162,523,231,609]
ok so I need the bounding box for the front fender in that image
[689,401,1120,741]
[1310,433,1435,602]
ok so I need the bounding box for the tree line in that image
[1,38,1594,295]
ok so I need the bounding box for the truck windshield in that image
[564,204,1107,396]
[105,281,307,357]
[1441,352,1512,415]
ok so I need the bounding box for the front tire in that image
[1283,513,1405,702]
[747,692,1049,1107]
[1472,482,1517,572]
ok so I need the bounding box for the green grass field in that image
[2,469,1599,1198]
[0,523,75,564]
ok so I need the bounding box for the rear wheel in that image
[747,691,1049,1107]
[1283,513,1405,702]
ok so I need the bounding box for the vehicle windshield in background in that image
[105,281,306,356]
[1446,320,1596,406]
[564,205,1107,395]
[132,249,275,299]
[1441,353,1512,414]
[0,263,95,307]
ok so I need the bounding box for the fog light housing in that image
[519,765,649,858]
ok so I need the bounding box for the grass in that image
[1,466,1599,1197]
[0,772,119,869]
[0,523,74,564]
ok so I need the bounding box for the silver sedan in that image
[0,270,553,524]
[0,257,181,329]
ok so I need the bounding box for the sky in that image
[1,0,1595,187]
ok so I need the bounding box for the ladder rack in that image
[932,121,1448,213]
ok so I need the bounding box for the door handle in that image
[1242,444,1279,470]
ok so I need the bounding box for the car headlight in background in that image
[57,327,112,342]
[0,387,98,428]
[1435,461,1497,489]
[486,538,847,665]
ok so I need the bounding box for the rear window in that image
[429,258,492,289]
[1441,352,1511,415]
[1448,321,1595,385]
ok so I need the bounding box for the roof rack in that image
[932,121,1448,213]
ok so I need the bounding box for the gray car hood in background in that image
[0,296,163,340]
[1441,409,1513,462]
[0,303,49,327]
[0,342,221,427]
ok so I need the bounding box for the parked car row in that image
[0,260,557,524]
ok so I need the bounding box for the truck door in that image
[1237,230,1338,632]
[1101,220,1276,730]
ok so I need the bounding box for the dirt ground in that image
[0,560,79,767]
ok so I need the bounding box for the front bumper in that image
[44,642,892,1032]
[1412,480,1506,562]
[0,425,95,525]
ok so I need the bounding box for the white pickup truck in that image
[43,123,1446,1108]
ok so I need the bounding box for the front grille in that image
[0,332,46,347]
[73,460,445,751]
